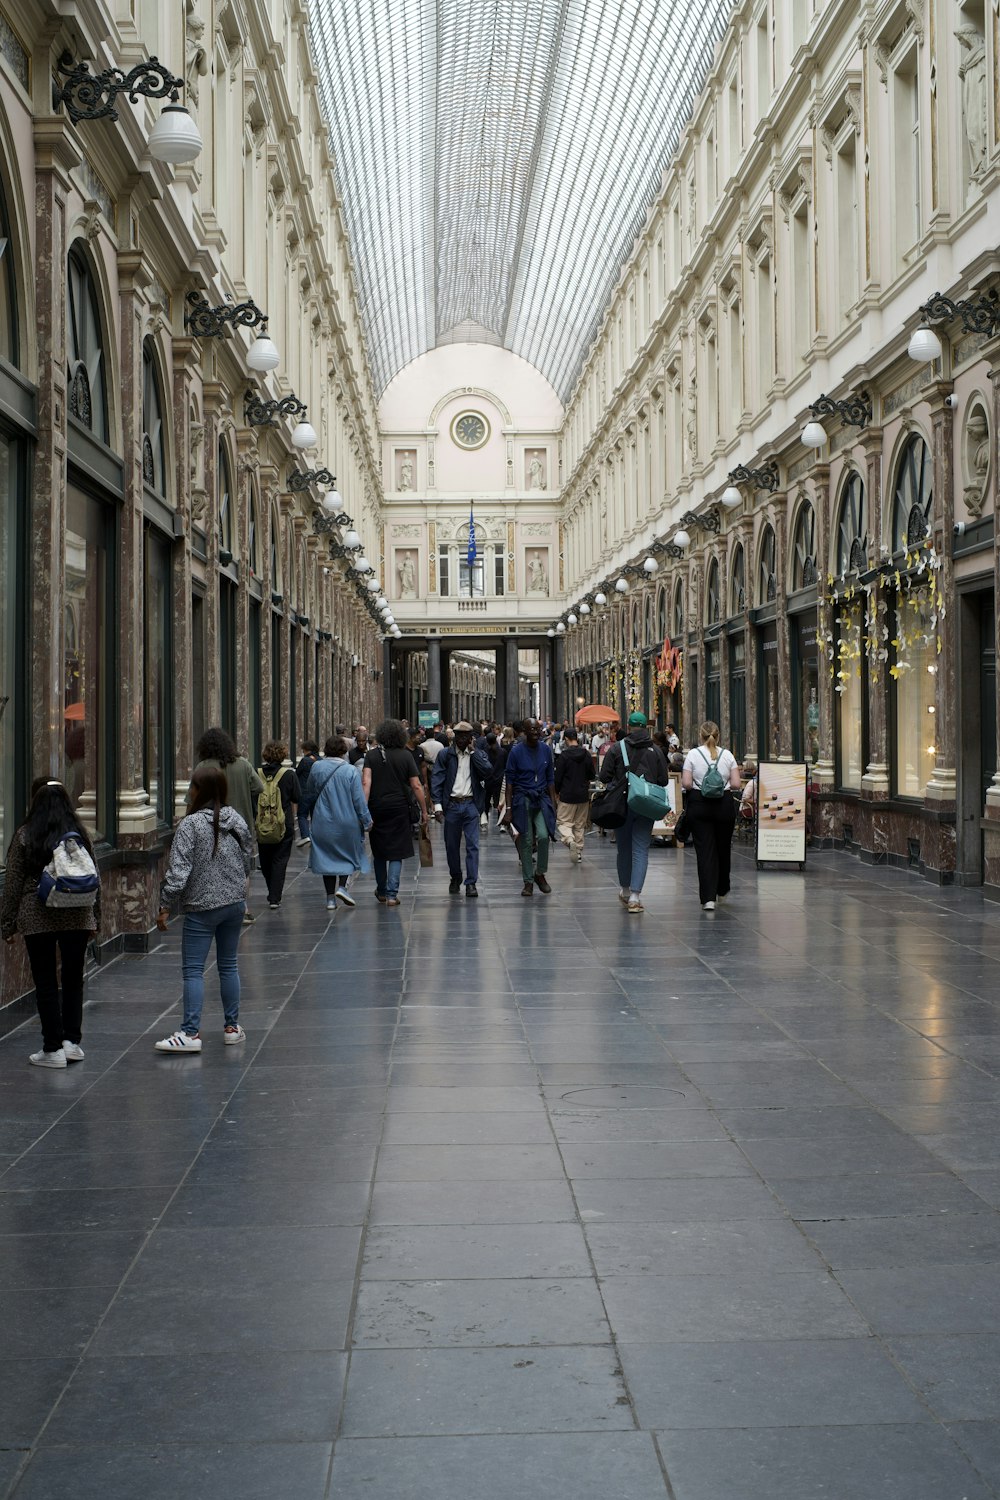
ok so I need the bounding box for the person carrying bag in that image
[597,712,669,914]
[682,720,741,911]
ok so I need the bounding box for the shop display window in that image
[835,601,864,789]
[892,583,936,798]
[143,529,172,824]
[64,488,111,842]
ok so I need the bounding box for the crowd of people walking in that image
[3,712,748,1067]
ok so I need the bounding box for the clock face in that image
[451,410,490,450]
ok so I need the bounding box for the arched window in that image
[141,341,166,496]
[791,502,817,590]
[836,472,867,574]
[657,588,667,642]
[270,503,282,594]
[729,543,745,615]
[672,580,685,640]
[644,593,654,645]
[248,484,260,579]
[706,558,721,625]
[67,246,109,443]
[0,178,18,366]
[218,440,233,559]
[892,434,932,553]
[758,525,777,603]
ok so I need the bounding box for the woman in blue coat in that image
[299,735,372,911]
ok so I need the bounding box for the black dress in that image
[364,747,420,862]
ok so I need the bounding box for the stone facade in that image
[556,0,1000,890]
[0,0,384,1007]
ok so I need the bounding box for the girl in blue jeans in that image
[154,768,253,1053]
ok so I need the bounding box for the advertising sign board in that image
[756,762,807,868]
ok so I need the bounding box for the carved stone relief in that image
[395,448,416,491]
[525,449,548,490]
[525,548,550,596]
[963,400,991,518]
[395,548,418,599]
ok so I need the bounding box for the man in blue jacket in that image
[431,722,492,897]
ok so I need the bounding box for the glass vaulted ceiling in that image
[309,0,734,401]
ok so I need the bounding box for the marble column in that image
[504,637,521,722]
[426,637,442,716]
[772,492,793,759]
[493,645,507,723]
[861,429,889,799]
[553,636,566,721]
[171,336,200,818]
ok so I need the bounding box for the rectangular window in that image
[270,610,282,739]
[892,56,920,261]
[758,625,780,760]
[494,547,505,597]
[836,141,858,318]
[835,602,864,790]
[219,578,236,735]
[64,487,111,842]
[706,641,721,728]
[438,544,450,597]
[793,615,820,764]
[756,255,772,407]
[459,557,485,598]
[793,205,810,363]
[143,527,173,825]
[893,585,936,798]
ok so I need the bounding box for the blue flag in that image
[467,505,477,567]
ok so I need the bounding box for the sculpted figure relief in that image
[964,407,990,518]
[957,27,988,179]
[397,550,417,597]
[398,455,414,491]
[527,454,547,491]
[526,551,549,594]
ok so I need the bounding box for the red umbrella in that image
[575,704,620,725]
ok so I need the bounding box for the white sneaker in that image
[29,1048,66,1068]
[223,1025,246,1046]
[335,888,356,908]
[326,897,337,911]
[297,836,311,848]
[702,901,716,912]
[63,1042,85,1062]
[618,888,630,905]
[628,897,643,914]
[480,815,489,828]
[574,852,583,862]
[154,1031,202,1053]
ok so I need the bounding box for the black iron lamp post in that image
[244,389,316,449]
[53,50,202,162]
[290,467,337,492]
[801,391,872,449]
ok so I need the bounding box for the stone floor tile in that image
[353,1277,611,1348]
[601,1272,867,1343]
[573,1177,784,1224]
[620,1337,929,1429]
[804,1212,1000,1268]
[379,1111,554,1145]
[328,1432,669,1499]
[837,1263,1000,1335]
[655,1423,992,1500]
[10,1443,335,1500]
[586,1218,820,1277]
[42,1352,348,1445]
[339,1347,634,1436]
[559,1140,754,1180]
[768,1171,986,1221]
[368,1180,576,1225]
[945,1421,1000,1488]
[375,1144,564,1181]
[363,1223,591,1279]
[888,1334,1000,1420]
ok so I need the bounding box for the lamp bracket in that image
[185,292,268,339]
[53,50,183,122]
[289,467,336,491]
[809,390,872,428]
[728,461,779,492]
[919,288,1000,338]
[244,389,307,427]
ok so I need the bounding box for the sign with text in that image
[756,762,807,867]
[417,702,440,730]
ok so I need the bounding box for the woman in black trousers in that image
[256,741,302,909]
[682,721,741,911]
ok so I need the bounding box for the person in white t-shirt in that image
[681,720,741,911]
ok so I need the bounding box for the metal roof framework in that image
[309,0,734,401]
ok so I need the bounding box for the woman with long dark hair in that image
[362,719,428,906]
[195,727,263,925]
[153,767,253,1053]
[1,778,101,1067]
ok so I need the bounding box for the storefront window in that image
[219,578,236,735]
[64,489,110,841]
[729,544,745,614]
[836,473,867,574]
[271,611,282,738]
[892,436,932,554]
[835,601,864,789]
[0,432,23,862]
[191,591,206,748]
[706,559,721,625]
[729,636,746,762]
[706,639,721,727]
[144,528,172,824]
[893,583,936,797]
[759,624,779,758]
[249,600,261,764]
[791,503,817,590]
[794,616,819,763]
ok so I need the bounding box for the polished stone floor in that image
[2,824,1000,1497]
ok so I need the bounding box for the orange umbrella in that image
[64,701,85,721]
[575,704,620,725]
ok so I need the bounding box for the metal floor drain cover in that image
[558,1085,688,1109]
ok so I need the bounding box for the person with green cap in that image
[598,710,670,913]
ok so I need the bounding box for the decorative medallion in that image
[450,410,490,450]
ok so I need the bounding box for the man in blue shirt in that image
[501,718,556,896]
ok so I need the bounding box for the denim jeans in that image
[297,809,311,839]
[444,800,481,884]
[616,808,654,894]
[373,857,402,899]
[180,901,245,1034]
[518,809,550,883]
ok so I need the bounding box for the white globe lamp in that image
[291,420,317,450]
[353,554,370,572]
[343,529,360,550]
[567,612,577,625]
[147,103,203,164]
[908,324,943,364]
[547,628,556,638]
[720,485,742,509]
[615,577,629,594]
[594,592,607,606]
[246,334,280,372]
[643,556,658,574]
[674,529,691,549]
[556,622,566,634]
[801,420,827,449]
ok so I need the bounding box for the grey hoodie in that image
[160,806,253,912]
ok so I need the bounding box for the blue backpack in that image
[698,747,726,798]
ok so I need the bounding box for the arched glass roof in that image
[309,0,733,400]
